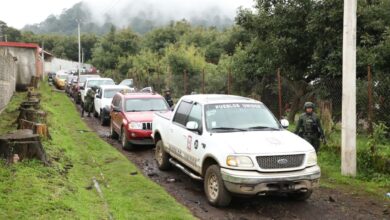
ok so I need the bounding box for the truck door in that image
[94,88,102,114]
[111,96,121,133]
[169,100,192,164]
[182,102,205,173]
[171,101,204,172]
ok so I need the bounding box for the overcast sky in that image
[0,0,254,29]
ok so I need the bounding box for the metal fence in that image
[116,65,389,137]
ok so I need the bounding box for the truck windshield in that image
[79,75,100,83]
[87,80,114,88]
[104,89,123,98]
[205,103,280,132]
[125,98,169,112]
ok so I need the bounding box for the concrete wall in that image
[45,58,92,73]
[6,47,37,87]
[0,47,16,112]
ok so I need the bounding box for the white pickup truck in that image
[152,94,320,207]
[93,85,129,125]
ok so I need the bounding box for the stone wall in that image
[0,47,16,112]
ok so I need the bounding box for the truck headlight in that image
[306,151,317,167]
[129,122,143,130]
[226,156,254,168]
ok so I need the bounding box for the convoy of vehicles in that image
[109,91,170,150]
[152,95,320,206]
[65,75,78,95]
[80,78,115,106]
[55,70,320,208]
[72,74,101,104]
[54,72,69,90]
[93,85,129,125]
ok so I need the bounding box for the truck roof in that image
[181,94,262,105]
[86,77,113,81]
[122,92,164,99]
[98,85,128,90]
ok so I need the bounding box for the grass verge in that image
[0,83,194,220]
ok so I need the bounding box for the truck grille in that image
[256,154,305,169]
[142,122,152,130]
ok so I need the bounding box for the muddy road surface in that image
[73,103,389,220]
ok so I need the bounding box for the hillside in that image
[22,1,235,35]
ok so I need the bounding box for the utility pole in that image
[82,48,85,65]
[341,0,357,176]
[77,19,81,78]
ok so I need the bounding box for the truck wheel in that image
[155,140,171,170]
[110,122,118,139]
[100,110,108,126]
[121,129,135,151]
[204,165,231,207]
[288,190,313,201]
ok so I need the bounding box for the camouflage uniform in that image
[82,87,97,117]
[295,102,325,152]
[164,89,174,108]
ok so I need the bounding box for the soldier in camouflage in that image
[164,89,174,108]
[295,102,325,152]
[82,86,98,117]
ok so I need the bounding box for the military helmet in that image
[304,102,315,110]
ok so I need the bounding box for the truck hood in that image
[125,111,168,122]
[210,130,314,155]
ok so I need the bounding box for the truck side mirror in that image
[186,121,199,131]
[96,94,101,99]
[280,119,289,129]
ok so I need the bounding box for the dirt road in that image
[75,103,389,220]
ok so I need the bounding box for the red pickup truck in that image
[110,91,170,150]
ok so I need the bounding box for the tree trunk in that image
[288,96,302,123]
[19,119,51,139]
[287,80,308,123]
[17,109,47,127]
[19,99,40,110]
[0,129,49,165]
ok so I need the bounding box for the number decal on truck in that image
[187,135,192,151]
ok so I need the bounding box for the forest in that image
[1,0,390,125]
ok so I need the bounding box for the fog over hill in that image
[22,0,253,35]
